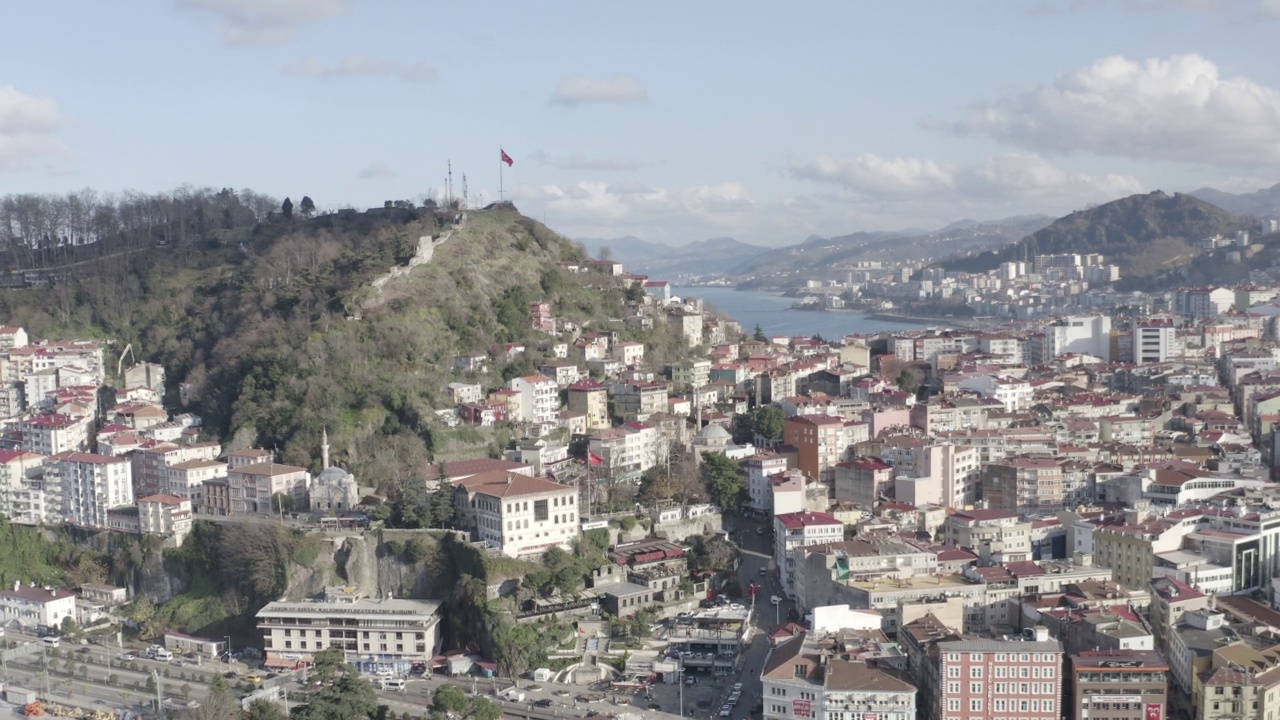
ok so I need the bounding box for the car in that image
[223,671,237,679]
[729,692,741,704]
[78,647,91,654]
[771,595,782,605]
[732,683,743,693]
[647,703,661,710]
[759,566,767,575]
[684,676,695,686]
[719,705,732,717]
[120,653,136,661]
[534,699,554,708]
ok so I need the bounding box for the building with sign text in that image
[761,629,915,720]
[1068,650,1168,720]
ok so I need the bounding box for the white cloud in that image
[175,0,344,45]
[357,161,395,180]
[0,85,67,172]
[787,152,1140,208]
[284,55,438,83]
[527,149,642,172]
[944,53,1280,166]
[549,76,648,106]
[788,154,953,198]
[511,181,754,240]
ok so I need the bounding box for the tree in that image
[472,697,502,720]
[432,685,469,715]
[491,617,547,679]
[752,406,785,445]
[272,492,294,515]
[701,451,746,509]
[281,197,294,220]
[753,324,767,341]
[244,699,288,720]
[60,616,77,634]
[299,196,316,217]
[292,649,378,720]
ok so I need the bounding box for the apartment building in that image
[746,452,789,514]
[20,413,90,456]
[137,494,193,544]
[566,378,610,430]
[163,458,228,506]
[944,509,1032,564]
[46,452,134,529]
[611,380,669,422]
[933,635,1064,720]
[775,511,844,601]
[132,441,222,498]
[784,415,847,481]
[0,449,45,522]
[1068,650,1168,720]
[257,588,442,674]
[833,457,894,508]
[1134,321,1177,365]
[226,461,310,515]
[0,581,77,631]
[762,631,916,720]
[983,457,1065,513]
[507,374,559,424]
[588,421,659,480]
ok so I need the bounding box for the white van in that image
[380,678,406,692]
[41,636,60,648]
[153,648,174,661]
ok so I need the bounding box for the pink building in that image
[935,635,1064,720]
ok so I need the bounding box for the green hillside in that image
[942,191,1246,278]
[0,198,680,485]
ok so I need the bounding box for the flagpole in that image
[499,147,504,203]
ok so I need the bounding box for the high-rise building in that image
[933,634,1064,720]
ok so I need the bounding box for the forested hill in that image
[941,190,1246,278]
[0,192,674,487]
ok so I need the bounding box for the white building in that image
[257,589,442,675]
[507,375,559,424]
[775,511,845,599]
[587,421,660,479]
[19,413,90,456]
[456,471,580,557]
[137,494,193,545]
[163,459,228,505]
[1135,321,1177,364]
[762,631,916,720]
[746,452,789,513]
[0,582,77,631]
[0,450,46,522]
[47,452,134,529]
[957,375,1033,412]
[1045,315,1112,362]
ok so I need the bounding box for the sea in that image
[673,285,925,339]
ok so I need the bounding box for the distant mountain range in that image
[942,190,1247,278]
[575,236,772,278]
[1190,183,1280,217]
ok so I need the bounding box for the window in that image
[947,683,960,694]
[948,667,960,678]
[947,700,960,712]
[534,500,549,521]
[971,666,984,678]
[969,699,982,712]
[970,682,983,694]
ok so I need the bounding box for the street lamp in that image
[224,636,232,664]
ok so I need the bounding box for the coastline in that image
[864,312,979,328]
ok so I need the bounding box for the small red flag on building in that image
[500,149,514,167]
[587,451,604,466]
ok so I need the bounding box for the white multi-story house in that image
[746,452,789,513]
[507,375,559,424]
[587,421,660,479]
[957,375,1032,412]
[1044,315,1111,362]
[775,511,844,600]
[47,452,134,529]
[20,413,90,456]
[0,582,76,631]
[1135,321,1177,364]
[762,631,916,720]
[0,449,46,522]
[455,471,580,557]
[138,494,193,545]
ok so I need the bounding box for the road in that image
[720,516,798,720]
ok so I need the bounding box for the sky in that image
[4,1,1280,247]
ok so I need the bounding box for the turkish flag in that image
[588,451,604,466]
[501,149,514,167]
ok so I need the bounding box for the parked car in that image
[534,699,554,709]
[719,705,732,717]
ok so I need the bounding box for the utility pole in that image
[153,669,164,718]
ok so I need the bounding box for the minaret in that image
[321,427,330,470]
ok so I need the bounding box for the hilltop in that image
[941,191,1245,278]
[0,196,681,486]
[1190,183,1280,218]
